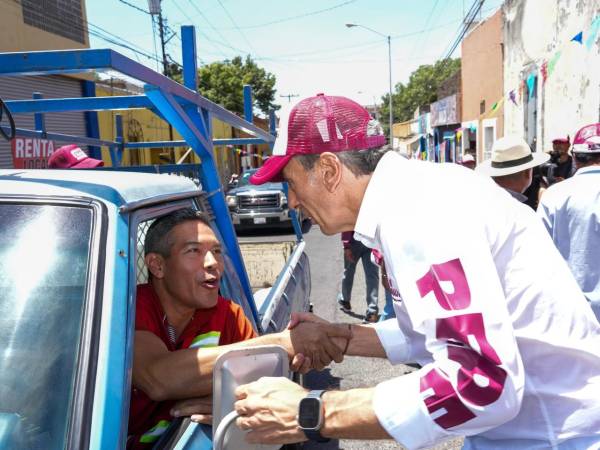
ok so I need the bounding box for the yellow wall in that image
[392,121,413,139]
[0,1,89,52]
[95,84,239,185]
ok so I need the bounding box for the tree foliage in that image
[194,56,278,115]
[379,58,461,133]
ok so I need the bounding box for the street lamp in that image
[346,23,393,147]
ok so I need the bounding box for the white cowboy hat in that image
[476,135,550,177]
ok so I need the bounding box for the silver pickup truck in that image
[226,169,311,232]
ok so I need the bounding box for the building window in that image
[480,100,486,115]
[21,0,86,44]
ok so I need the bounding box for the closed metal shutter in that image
[0,75,87,168]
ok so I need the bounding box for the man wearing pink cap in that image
[538,123,600,323]
[48,144,104,169]
[549,135,574,182]
[234,94,600,449]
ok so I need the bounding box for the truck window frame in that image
[0,195,107,450]
[123,197,258,449]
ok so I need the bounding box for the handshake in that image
[277,312,353,373]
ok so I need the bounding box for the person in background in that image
[48,144,104,168]
[538,123,600,322]
[477,136,549,203]
[460,153,476,170]
[550,136,574,182]
[337,231,379,323]
[372,249,396,322]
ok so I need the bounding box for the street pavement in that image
[238,225,462,450]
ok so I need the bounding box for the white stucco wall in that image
[503,0,600,152]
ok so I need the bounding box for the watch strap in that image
[302,390,330,443]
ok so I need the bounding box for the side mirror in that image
[212,345,289,450]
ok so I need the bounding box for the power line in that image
[215,0,258,56]
[280,94,299,103]
[217,0,357,30]
[254,15,467,63]
[117,0,150,15]
[170,0,231,59]
[187,0,236,51]
[409,0,443,58]
[5,0,179,68]
[441,0,485,60]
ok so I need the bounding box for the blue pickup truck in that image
[0,24,311,450]
[0,169,310,450]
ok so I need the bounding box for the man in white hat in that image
[476,136,549,202]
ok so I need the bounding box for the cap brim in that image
[572,143,600,154]
[72,159,104,168]
[249,155,292,185]
[476,152,550,177]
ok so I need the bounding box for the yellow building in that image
[95,79,243,186]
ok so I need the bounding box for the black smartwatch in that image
[297,390,330,443]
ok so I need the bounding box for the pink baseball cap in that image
[249,93,386,185]
[572,123,600,154]
[48,144,104,169]
[552,136,570,144]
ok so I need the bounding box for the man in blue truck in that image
[128,208,351,448]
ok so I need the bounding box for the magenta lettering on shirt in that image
[416,260,507,427]
[420,368,476,429]
[416,258,471,310]
[438,314,507,406]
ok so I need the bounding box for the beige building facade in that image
[0,0,89,52]
[461,9,504,164]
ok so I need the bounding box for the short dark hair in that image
[573,152,600,166]
[294,145,390,177]
[144,208,212,257]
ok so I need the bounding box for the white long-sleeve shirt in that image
[356,152,600,450]
[537,165,600,322]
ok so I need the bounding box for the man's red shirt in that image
[128,283,256,448]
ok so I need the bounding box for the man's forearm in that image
[321,388,390,440]
[138,332,288,401]
[334,323,387,358]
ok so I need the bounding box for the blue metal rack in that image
[0,25,286,326]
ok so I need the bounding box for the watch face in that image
[298,397,321,430]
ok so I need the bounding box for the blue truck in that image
[0,26,310,450]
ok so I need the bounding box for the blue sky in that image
[86,0,504,109]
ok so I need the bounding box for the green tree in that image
[379,58,460,135]
[195,56,278,115]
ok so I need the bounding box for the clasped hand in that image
[286,312,351,373]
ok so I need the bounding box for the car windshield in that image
[0,203,93,450]
[237,170,258,187]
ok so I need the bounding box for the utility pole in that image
[346,23,393,147]
[158,8,169,77]
[280,94,299,103]
[148,0,169,77]
[148,0,174,159]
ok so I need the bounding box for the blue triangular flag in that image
[571,31,583,44]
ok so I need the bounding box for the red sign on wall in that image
[11,137,56,169]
